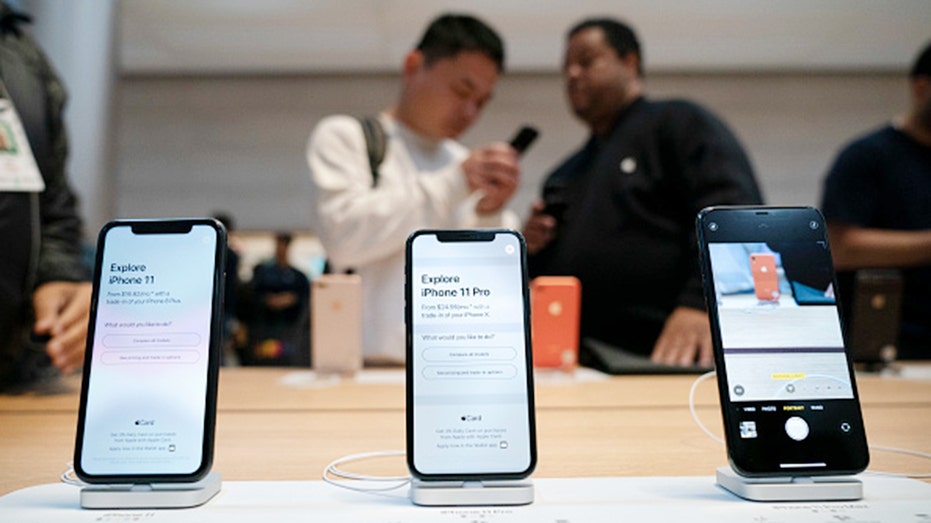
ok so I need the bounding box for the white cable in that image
[866,445,931,478]
[322,450,411,495]
[60,462,85,487]
[689,370,724,446]
[687,370,931,478]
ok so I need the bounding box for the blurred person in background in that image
[0,2,91,390]
[820,41,931,359]
[247,232,310,366]
[523,17,763,369]
[307,13,522,365]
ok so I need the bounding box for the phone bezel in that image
[404,229,538,481]
[696,206,869,477]
[73,218,226,484]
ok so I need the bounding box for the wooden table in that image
[2,366,930,496]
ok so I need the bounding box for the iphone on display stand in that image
[73,219,225,507]
[697,207,868,500]
[405,229,536,505]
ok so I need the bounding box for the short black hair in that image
[416,13,505,72]
[910,41,931,78]
[275,231,293,245]
[568,18,642,77]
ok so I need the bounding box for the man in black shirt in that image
[820,41,931,359]
[524,18,762,368]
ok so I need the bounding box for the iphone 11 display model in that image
[697,206,868,477]
[530,276,581,369]
[405,229,537,480]
[74,219,226,484]
[311,273,362,374]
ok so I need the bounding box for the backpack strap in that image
[357,115,387,187]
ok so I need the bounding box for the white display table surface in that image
[1,475,930,522]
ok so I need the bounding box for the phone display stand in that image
[409,478,534,506]
[716,466,862,502]
[80,471,222,509]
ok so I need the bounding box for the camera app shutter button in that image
[785,416,810,441]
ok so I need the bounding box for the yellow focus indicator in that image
[772,372,805,380]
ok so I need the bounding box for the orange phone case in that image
[530,276,581,369]
[750,253,780,301]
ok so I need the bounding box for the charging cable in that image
[687,370,931,478]
[321,450,411,496]
[60,462,85,487]
[689,370,724,446]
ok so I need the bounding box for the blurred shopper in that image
[247,232,310,366]
[820,42,931,359]
[524,18,763,368]
[307,13,521,364]
[0,3,91,389]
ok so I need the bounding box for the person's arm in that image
[462,143,520,216]
[450,142,522,230]
[30,179,89,375]
[32,281,91,374]
[27,46,91,375]
[820,133,931,271]
[827,222,931,270]
[522,200,557,255]
[650,103,763,366]
[307,116,471,269]
[651,306,713,367]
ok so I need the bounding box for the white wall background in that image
[113,71,907,232]
[20,0,931,234]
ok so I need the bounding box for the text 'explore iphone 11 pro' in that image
[74,219,226,484]
[697,206,868,477]
[405,229,537,481]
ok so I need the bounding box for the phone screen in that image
[698,207,868,476]
[405,230,536,480]
[75,220,225,483]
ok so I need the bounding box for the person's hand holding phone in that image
[32,281,93,374]
[461,142,520,214]
[522,200,557,255]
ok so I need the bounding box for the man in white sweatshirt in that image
[306,13,521,364]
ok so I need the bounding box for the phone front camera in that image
[708,222,719,232]
[809,220,819,230]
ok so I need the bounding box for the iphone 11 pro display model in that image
[697,206,868,477]
[405,229,537,481]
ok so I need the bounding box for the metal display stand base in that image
[409,478,534,506]
[716,466,862,502]
[80,472,222,509]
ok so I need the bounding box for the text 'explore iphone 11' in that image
[74,219,226,484]
[405,229,537,481]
